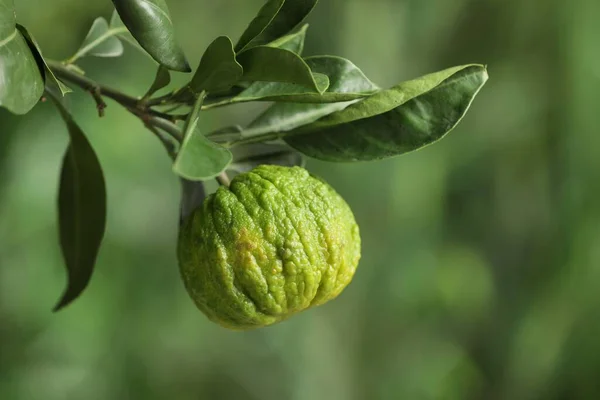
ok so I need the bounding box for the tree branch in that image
[47,60,140,109]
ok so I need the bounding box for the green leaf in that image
[208,74,331,109]
[267,23,308,54]
[241,56,380,135]
[174,129,233,181]
[210,55,377,108]
[304,56,380,101]
[188,36,243,94]
[237,46,327,93]
[109,10,147,54]
[244,100,355,138]
[17,25,72,96]
[283,65,489,161]
[0,0,44,114]
[228,143,304,174]
[173,94,233,180]
[111,0,190,72]
[49,95,107,311]
[206,125,244,144]
[144,65,170,99]
[235,0,318,53]
[67,17,124,62]
[235,0,284,53]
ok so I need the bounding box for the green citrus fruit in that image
[178,165,361,330]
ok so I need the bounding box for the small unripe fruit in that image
[178,165,361,330]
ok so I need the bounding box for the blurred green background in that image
[2,0,600,399]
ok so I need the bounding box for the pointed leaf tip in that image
[282,64,489,161]
[111,0,190,71]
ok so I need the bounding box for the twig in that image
[89,87,107,117]
[47,59,183,157]
[47,60,175,121]
[145,116,184,142]
[47,60,139,109]
[146,92,175,107]
[144,122,177,160]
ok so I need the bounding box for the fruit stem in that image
[216,172,230,187]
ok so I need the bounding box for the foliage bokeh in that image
[1,0,599,399]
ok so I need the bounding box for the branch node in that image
[89,87,107,117]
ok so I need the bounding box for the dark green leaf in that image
[50,95,107,311]
[111,0,190,72]
[283,64,489,161]
[0,0,44,114]
[266,23,308,54]
[144,65,170,98]
[66,17,124,63]
[235,0,284,53]
[17,24,72,96]
[236,0,318,53]
[173,95,233,180]
[109,9,147,54]
[210,55,377,108]
[188,36,243,94]
[229,143,304,174]
[237,46,327,93]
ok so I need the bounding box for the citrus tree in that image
[0,0,488,329]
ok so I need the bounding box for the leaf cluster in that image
[0,0,488,310]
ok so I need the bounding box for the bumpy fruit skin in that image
[178,165,361,330]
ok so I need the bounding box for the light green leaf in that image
[49,94,107,311]
[283,65,489,161]
[210,55,377,109]
[0,0,44,114]
[174,129,233,181]
[69,17,124,62]
[17,24,72,96]
[244,101,356,138]
[237,46,327,93]
[241,56,380,135]
[207,74,331,110]
[173,95,233,180]
[188,36,243,94]
[236,0,318,53]
[111,0,190,72]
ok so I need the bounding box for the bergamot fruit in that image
[178,165,361,330]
